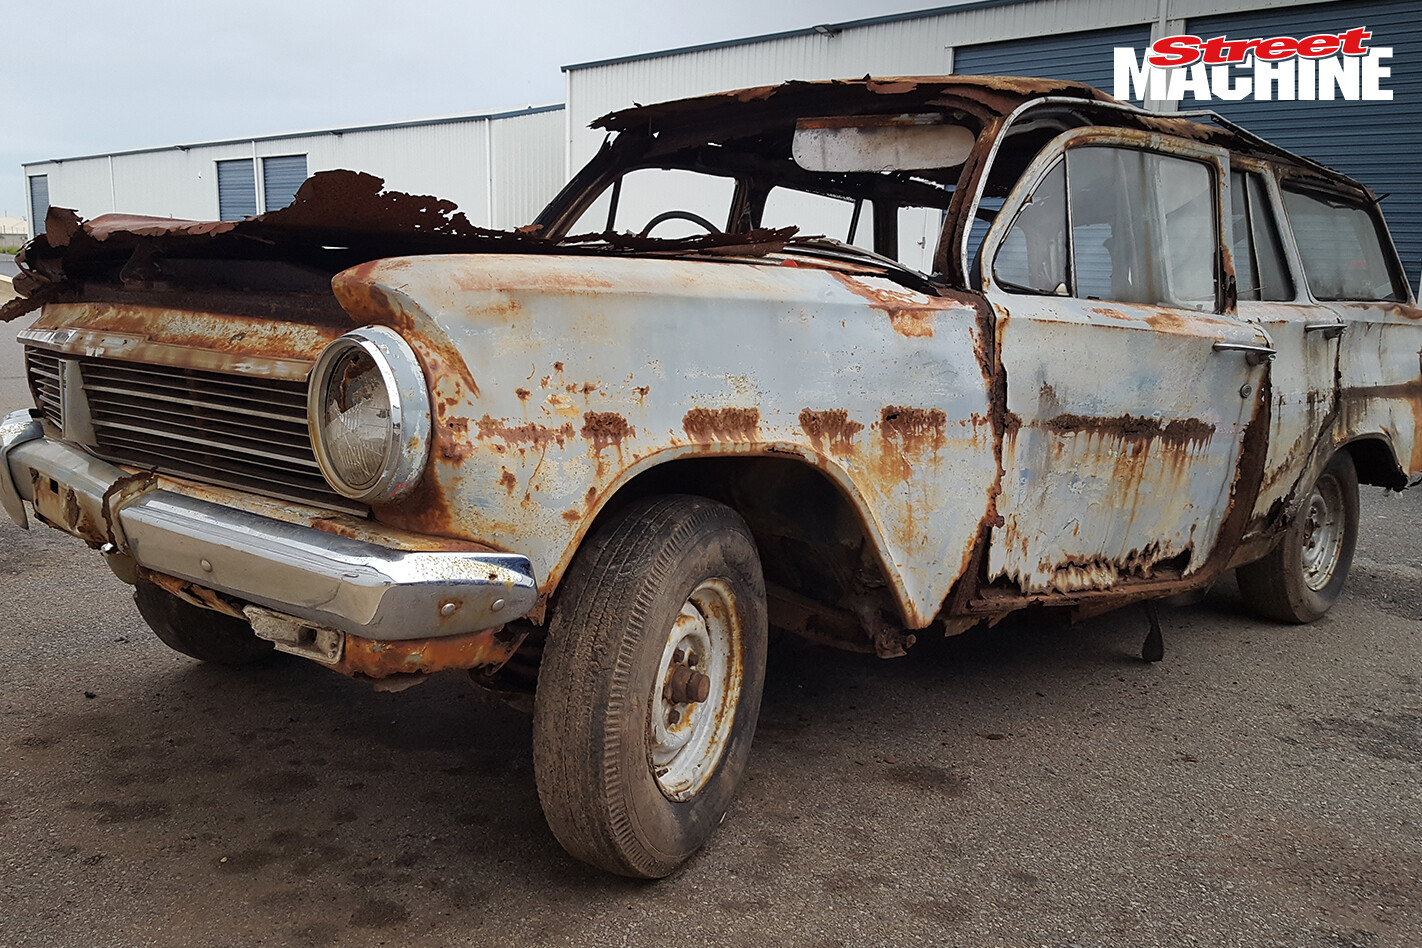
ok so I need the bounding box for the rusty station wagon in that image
[3,76,1420,877]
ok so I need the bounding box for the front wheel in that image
[133,579,275,666]
[532,495,767,878]
[1236,450,1359,623]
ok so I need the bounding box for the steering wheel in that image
[638,210,723,237]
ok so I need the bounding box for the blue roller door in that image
[957,25,1155,269]
[1189,0,1422,288]
[28,175,49,236]
[955,24,1153,91]
[262,154,308,212]
[217,158,257,221]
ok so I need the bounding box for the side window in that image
[760,190,945,273]
[993,160,1066,295]
[993,147,1218,310]
[1281,186,1402,301]
[761,188,874,251]
[1066,147,1216,310]
[572,169,736,237]
[1229,171,1294,301]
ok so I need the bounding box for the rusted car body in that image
[3,76,1419,876]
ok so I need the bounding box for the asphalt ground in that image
[0,473,1418,947]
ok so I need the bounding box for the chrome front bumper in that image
[1,408,537,641]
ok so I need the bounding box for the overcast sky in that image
[4,0,944,223]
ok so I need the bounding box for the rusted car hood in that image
[2,170,798,325]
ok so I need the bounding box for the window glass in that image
[571,169,736,237]
[1281,186,1400,301]
[1068,147,1150,302]
[1247,175,1293,300]
[1229,174,1257,300]
[1158,158,1215,308]
[761,188,873,250]
[1066,147,1215,310]
[1230,172,1294,301]
[993,160,1066,295]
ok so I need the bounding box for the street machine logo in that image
[1114,27,1394,102]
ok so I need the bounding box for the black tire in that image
[133,580,275,666]
[1236,451,1359,623]
[532,495,768,878]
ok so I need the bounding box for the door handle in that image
[1213,341,1276,366]
[1304,321,1347,340]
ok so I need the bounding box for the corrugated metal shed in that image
[563,0,1163,168]
[21,106,564,238]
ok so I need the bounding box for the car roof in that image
[592,75,1373,199]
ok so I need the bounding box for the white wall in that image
[23,107,564,238]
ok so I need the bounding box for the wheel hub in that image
[649,580,742,801]
[1299,474,1344,592]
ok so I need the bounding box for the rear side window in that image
[761,188,874,251]
[1281,186,1402,301]
[1229,172,1294,301]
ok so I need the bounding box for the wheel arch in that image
[1340,434,1408,490]
[542,446,915,637]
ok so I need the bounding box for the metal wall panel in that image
[20,108,561,233]
[311,120,492,226]
[216,158,257,221]
[1188,0,1422,287]
[490,109,567,228]
[28,175,48,236]
[262,154,308,212]
[566,19,957,171]
[563,0,1165,171]
[954,23,1153,89]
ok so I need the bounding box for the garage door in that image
[1189,0,1422,288]
[955,24,1153,92]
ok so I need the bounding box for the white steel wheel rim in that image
[649,579,742,801]
[1300,474,1345,592]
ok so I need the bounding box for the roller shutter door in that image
[1189,0,1422,287]
[28,175,49,236]
[955,24,1153,91]
[262,155,308,213]
[217,159,257,221]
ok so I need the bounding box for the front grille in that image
[25,347,362,514]
[24,348,62,427]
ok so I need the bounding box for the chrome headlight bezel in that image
[307,326,430,504]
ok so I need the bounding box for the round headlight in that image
[308,326,430,503]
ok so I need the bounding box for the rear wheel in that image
[532,495,767,878]
[133,580,275,666]
[1236,451,1359,623]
